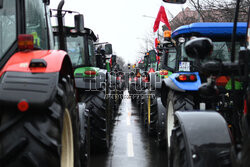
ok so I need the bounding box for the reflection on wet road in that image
[90,90,168,167]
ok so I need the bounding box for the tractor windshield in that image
[66,36,86,67]
[181,41,243,62]
[205,42,242,62]
[0,0,17,60]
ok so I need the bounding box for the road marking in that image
[126,111,131,126]
[127,116,131,126]
[127,133,134,157]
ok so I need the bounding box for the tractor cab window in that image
[166,48,177,70]
[66,36,85,67]
[0,0,16,60]
[181,40,243,63]
[88,39,96,66]
[25,0,48,49]
[204,42,242,62]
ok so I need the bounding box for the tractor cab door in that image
[161,46,177,72]
[65,34,86,67]
[87,37,96,67]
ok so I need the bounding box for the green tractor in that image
[95,44,121,117]
[141,50,161,135]
[53,24,113,152]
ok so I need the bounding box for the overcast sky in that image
[49,0,186,64]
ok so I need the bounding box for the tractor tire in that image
[166,90,194,162]
[156,97,167,150]
[109,89,118,122]
[0,76,82,167]
[82,91,111,153]
[78,103,90,167]
[170,125,189,167]
[143,90,158,136]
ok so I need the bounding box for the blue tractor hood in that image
[172,22,247,41]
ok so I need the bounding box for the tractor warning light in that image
[164,30,171,41]
[18,34,34,50]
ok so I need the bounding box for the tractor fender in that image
[75,69,107,90]
[0,51,75,110]
[169,72,201,91]
[156,97,167,140]
[0,50,69,76]
[175,111,232,167]
[163,77,185,92]
[161,77,185,106]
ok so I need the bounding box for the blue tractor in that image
[158,22,247,159]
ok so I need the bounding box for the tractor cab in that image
[0,0,54,71]
[172,22,247,73]
[54,26,97,68]
[144,50,158,73]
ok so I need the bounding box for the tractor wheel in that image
[82,91,111,152]
[170,125,189,167]
[156,97,167,150]
[0,77,81,167]
[78,103,90,167]
[166,90,194,162]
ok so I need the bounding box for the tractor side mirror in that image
[163,0,186,3]
[111,55,117,66]
[74,14,84,32]
[185,37,213,60]
[105,44,113,55]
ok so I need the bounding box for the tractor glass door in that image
[66,36,85,67]
[165,48,177,71]
[88,38,96,67]
[0,0,16,60]
[25,0,49,49]
[149,50,157,71]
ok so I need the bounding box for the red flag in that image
[155,38,159,49]
[153,6,171,32]
[109,57,112,67]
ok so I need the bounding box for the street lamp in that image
[142,15,155,19]
[142,14,160,39]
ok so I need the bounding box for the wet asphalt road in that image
[90,90,168,167]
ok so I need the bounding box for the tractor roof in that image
[53,26,97,41]
[171,22,247,41]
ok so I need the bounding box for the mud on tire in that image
[0,76,81,167]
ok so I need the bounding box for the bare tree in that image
[189,0,249,22]
[168,0,249,31]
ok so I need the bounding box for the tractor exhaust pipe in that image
[57,0,67,51]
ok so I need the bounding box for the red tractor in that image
[0,0,87,166]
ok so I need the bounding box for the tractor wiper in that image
[0,0,3,9]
